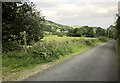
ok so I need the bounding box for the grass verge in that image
[115,39,120,80]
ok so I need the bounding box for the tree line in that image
[67,25,115,38]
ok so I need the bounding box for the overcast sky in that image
[30,0,119,28]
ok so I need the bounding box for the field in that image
[42,35,96,41]
[2,36,108,80]
[72,26,82,28]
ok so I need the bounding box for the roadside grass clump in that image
[2,37,106,78]
[98,36,110,42]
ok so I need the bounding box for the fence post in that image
[23,31,27,52]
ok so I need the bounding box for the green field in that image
[42,35,96,42]
[72,26,82,28]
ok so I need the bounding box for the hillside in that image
[41,20,107,37]
[42,20,72,33]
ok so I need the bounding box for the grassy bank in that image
[118,39,120,56]
[116,39,120,80]
[115,39,120,57]
[2,37,109,80]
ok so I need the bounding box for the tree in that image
[67,28,74,37]
[96,27,106,37]
[82,26,95,37]
[107,25,116,38]
[2,2,19,42]
[67,26,95,37]
[2,2,45,52]
[115,14,120,56]
[115,14,120,40]
[73,28,81,37]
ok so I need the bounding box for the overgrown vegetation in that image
[115,14,120,56]
[3,37,106,78]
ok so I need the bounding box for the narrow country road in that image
[24,40,118,81]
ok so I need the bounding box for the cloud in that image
[31,0,118,28]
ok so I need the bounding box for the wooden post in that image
[23,31,27,52]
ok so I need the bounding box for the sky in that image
[30,0,119,29]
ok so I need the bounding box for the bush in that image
[98,37,110,42]
[3,41,21,52]
[84,40,92,45]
